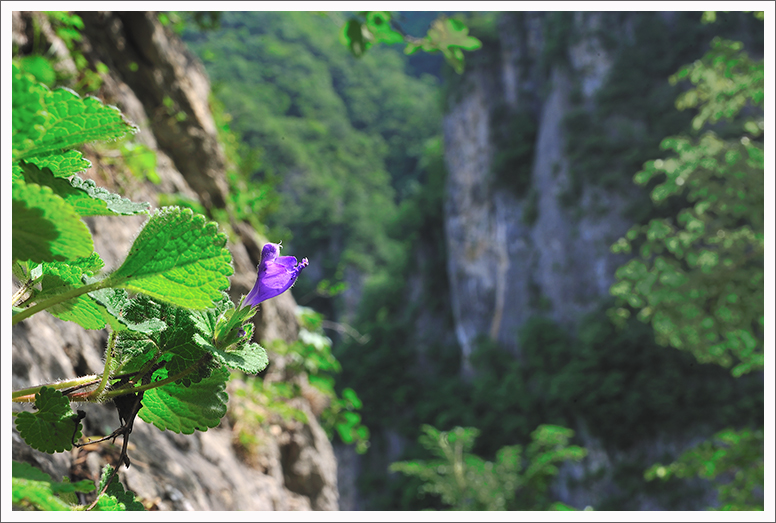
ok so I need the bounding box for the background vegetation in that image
[180,10,764,511]
[12,9,764,512]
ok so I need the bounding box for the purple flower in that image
[244,243,308,307]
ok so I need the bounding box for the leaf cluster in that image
[341,12,482,74]
[12,53,270,504]
[645,428,764,510]
[390,424,586,510]
[610,36,764,376]
[12,460,145,511]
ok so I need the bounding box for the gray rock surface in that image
[12,11,338,511]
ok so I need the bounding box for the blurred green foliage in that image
[645,428,764,510]
[15,12,108,94]
[268,307,370,453]
[610,36,764,377]
[611,14,764,511]
[182,12,443,321]
[562,12,763,212]
[340,11,482,74]
[390,424,587,510]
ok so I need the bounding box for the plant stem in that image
[101,355,212,400]
[11,277,114,326]
[12,375,101,402]
[88,330,117,401]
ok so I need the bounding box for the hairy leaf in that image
[93,465,145,511]
[190,296,268,374]
[12,179,93,263]
[18,162,149,216]
[15,387,84,454]
[25,149,92,178]
[33,262,109,330]
[139,366,229,434]
[112,207,233,310]
[111,295,208,383]
[13,80,138,160]
[89,287,166,334]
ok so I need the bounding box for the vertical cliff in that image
[12,11,338,510]
[444,12,638,371]
[440,11,762,510]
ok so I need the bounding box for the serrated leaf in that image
[18,162,149,216]
[112,296,208,384]
[12,63,49,151]
[139,366,229,434]
[93,465,145,511]
[15,387,83,454]
[89,287,166,334]
[190,297,267,374]
[34,262,109,330]
[12,179,93,263]
[112,207,233,310]
[13,461,95,494]
[13,83,138,161]
[196,334,269,375]
[25,149,92,177]
[70,175,150,215]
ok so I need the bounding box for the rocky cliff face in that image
[443,12,637,372]
[441,12,722,510]
[12,11,337,511]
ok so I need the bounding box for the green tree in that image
[610,13,764,510]
[610,37,764,378]
[390,424,587,510]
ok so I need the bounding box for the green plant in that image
[340,12,482,74]
[390,424,587,510]
[645,428,764,510]
[610,15,764,510]
[11,62,275,510]
[269,307,370,453]
[610,37,764,377]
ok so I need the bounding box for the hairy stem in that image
[12,375,101,402]
[101,354,212,400]
[88,330,118,401]
[11,277,114,326]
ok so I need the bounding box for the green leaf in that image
[12,179,93,263]
[25,149,92,178]
[33,261,110,330]
[13,63,49,151]
[422,17,482,74]
[196,335,269,375]
[139,365,229,434]
[112,207,233,310]
[12,461,94,511]
[15,387,84,453]
[13,80,138,161]
[93,465,145,511]
[16,55,57,87]
[88,287,166,334]
[190,297,268,374]
[18,161,150,216]
[112,296,206,383]
[365,12,404,45]
[69,175,151,215]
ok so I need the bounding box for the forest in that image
[10,9,767,513]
